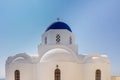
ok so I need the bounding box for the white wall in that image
[6,57,111,80]
[82,62,111,80]
[38,29,78,57]
[42,30,75,45]
[6,62,35,80]
[37,62,82,80]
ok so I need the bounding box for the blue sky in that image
[0,0,120,78]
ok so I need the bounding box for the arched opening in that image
[45,37,47,44]
[55,65,61,80]
[69,37,72,44]
[95,69,101,80]
[15,70,20,80]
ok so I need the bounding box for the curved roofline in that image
[82,54,110,63]
[6,53,33,64]
[39,47,80,62]
[45,21,72,32]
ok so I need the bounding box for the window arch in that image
[15,70,20,80]
[55,65,61,80]
[95,69,101,80]
[45,37,47,44]
[69,37,72,44]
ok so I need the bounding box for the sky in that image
[0,0,120,78]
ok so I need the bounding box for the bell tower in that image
[38,21,78,57]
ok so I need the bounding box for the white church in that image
[6,21,111,80]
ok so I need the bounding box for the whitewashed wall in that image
[37,62,82,80]
[82,62,111,80]
[6,62,34,80]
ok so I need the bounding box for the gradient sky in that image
[0,0,120,78]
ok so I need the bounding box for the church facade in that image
[6,21,111,80]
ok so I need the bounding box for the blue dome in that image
[45,22,72,32]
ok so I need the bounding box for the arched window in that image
[45,37,47,44]
[15,70,20,80]
[95,69,101,80]
[69,37,72,44]
[55,65,61,80]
